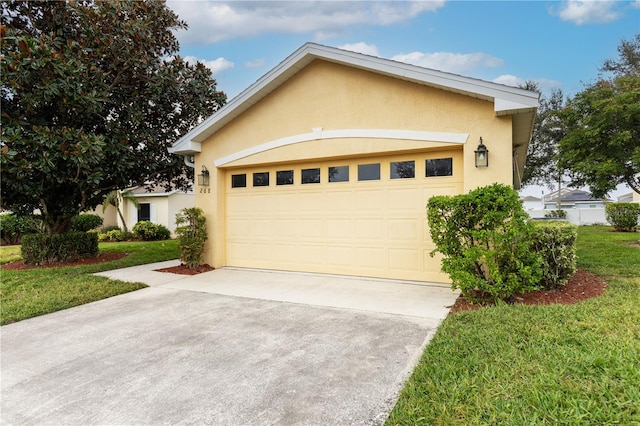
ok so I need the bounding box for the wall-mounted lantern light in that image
[474,137,489,168]
[197,165,210,186]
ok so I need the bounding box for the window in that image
[253,172,269,187]
[358,163,380,181]
[301,168,321,184]
[138,203,151,222]
[426,158,453,177]
[390,161,415,179]
[231,174,247,188]
[328,166,349,182]
[276,170,294,185]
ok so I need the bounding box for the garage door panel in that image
[326,245,356,266]
[356,219,386,240]
[388,219,419,241]
[326,219,355,239]
[356,247,387,269]
[225,153,459,282]
[389,248,422,271]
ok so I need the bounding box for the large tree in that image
[558,35,640,198]
[1,1,226,233]
[520,82,567,189]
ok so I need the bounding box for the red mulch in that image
[449,268,608,314]
[154,263,215,275]
[1,252,128,270]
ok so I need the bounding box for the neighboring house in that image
[543,189,608,210]
[170,43,539,283]
[521,195,542,211]
[618,192,640,203]
[120,184,194,233]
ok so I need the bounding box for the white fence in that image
[527,208,609,226]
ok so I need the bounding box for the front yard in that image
[0,240,180,325]
[388,226,640,425]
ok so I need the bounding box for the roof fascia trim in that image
[214,128,469,167]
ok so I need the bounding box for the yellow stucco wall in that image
[194,59,515,277]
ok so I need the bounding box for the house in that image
[521,195,542,211]
[618,192,640,203]
[543,189,607,210]
[170,43,539,283]
[118,184,194,233]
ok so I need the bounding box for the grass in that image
[0,245,22,264]
[387,226,640,425]
[0,240,180,325]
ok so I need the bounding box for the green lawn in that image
[387,226,640,425]
[0,240,180,325]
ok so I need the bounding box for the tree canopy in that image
[558,35,640,198]
[521,82,566,189]
[1,1,226,233]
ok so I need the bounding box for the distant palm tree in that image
[102,189,139,233]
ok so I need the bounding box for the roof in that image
[170,42,539,171]
[545,189,607,204]
[521,195,541,202]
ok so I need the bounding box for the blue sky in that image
[166,0,639,197]
[168,0,639,99]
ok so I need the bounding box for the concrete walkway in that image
[1,262,459,425]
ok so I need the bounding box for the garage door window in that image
[358,163,380,181]
[390,161,415,179]
[253,172,269,187]
[232,174,247,188]
[301,168,321,184]
[426,158,453,177]
[328,166,349,182]
[277,170,294,185]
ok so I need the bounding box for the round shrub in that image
[71,214,104,232]
[427,183,543,303]
[605,203,640,232]
[132,221,171,241]
[532,221,578,289]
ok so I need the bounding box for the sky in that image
[166,0,639,198]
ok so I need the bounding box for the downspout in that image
[183,155,195,168]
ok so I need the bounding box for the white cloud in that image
[493,75,563,93]
[244,58,265,69]
[391,51,504,74]
[184,55,234,76]
[554,0,621,24]
[168,1,445,45]
[338,42,380,57]
[633,0,640,8]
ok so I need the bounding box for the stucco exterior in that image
[171,43,538,283]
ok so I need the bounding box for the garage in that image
[169,43,539,284]
[225,151,462,282]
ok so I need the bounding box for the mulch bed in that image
[449,268,608,314]
[154,263,215,275]
[1,252,128,270]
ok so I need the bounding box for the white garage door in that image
[225,152,462,282]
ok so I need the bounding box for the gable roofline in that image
[170,42,539,155]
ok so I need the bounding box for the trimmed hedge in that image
[132,221,171,241]
[532,221,578,289]
[0,213,42,245]
[605,203,640,232]
[21,232,99,265]
[71,214,103,232]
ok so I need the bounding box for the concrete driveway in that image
[1,263,458,425]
